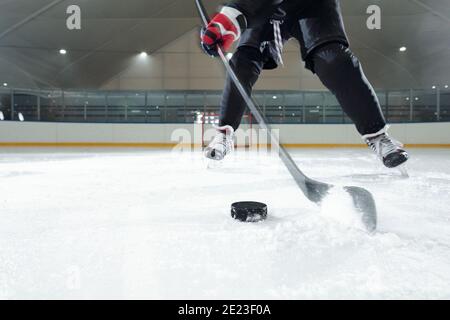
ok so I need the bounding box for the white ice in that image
[1,147,450,299]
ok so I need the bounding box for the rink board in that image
[0,122,449,147]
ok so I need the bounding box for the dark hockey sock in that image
[219,46,264,130]
[312,43,386,136]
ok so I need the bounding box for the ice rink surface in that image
[1,147,449,299]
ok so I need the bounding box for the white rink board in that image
[0,121,449,145]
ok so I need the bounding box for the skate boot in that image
[363,128,409,168]
[204,125,235,161]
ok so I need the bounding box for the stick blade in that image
[305,180,377,233]
[304,178,332,203]
[344,186,378,233]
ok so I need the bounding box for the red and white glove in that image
[200,6,246,57]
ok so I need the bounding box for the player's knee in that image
[230,46,263,79]
[312,42,360,76]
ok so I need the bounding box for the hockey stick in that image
[195,0,377,232]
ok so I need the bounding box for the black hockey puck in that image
[231,202,268,222]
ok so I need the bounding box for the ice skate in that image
[204,125,235,161]
[363,128,409,169]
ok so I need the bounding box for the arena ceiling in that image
[0,0,449,90]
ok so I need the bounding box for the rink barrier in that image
[0,143,449,148]
[1,122,449,147]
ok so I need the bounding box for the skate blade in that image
[206,158,224,169]
[397,164,409,178]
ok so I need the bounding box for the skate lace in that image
[211,131,234,154]
[368,135,403,159]
[271,19,284,66]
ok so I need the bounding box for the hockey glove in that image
[200,6,247,57]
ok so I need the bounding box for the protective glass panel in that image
[64,91,87,122]
[40,90,64,122]
[0,88,11,120]
[412,90,437,122]
[13,90,39,121]
[440,89,450,121]
[304,92,325,124]
[387,91,411,123]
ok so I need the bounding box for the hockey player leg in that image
[204,46,263,161]
[312,42,409,169]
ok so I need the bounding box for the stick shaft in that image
[195,0,310,193]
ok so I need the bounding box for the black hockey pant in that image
[219,43,386,136]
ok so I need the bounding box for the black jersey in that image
[227,0,310,27]
[232,0,349,71]
[227,0,283,22]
